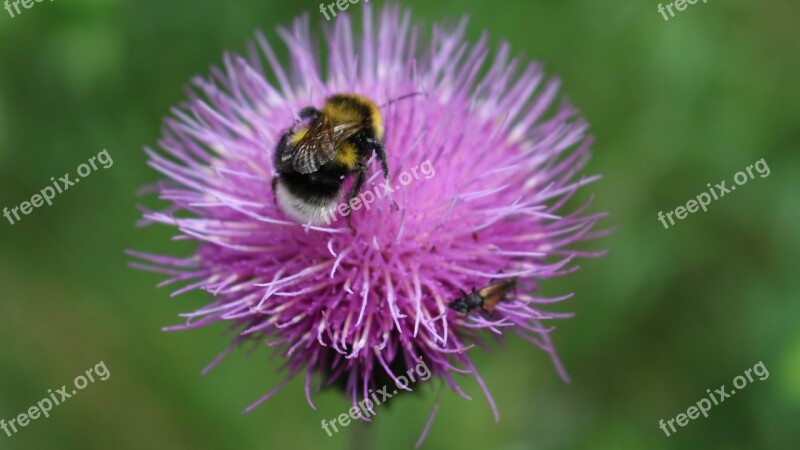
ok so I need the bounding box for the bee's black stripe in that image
[279,165,348,204]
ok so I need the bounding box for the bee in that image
[448,278,517,314]
[272,93,396,225]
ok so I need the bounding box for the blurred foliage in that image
[1,0,798,449]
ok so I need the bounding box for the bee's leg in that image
[347,164,367,200]
[344,169,363,235]
[271,176,279,206]
[343,167,364,235]
[345,212,357,234]
[365,137,390,180]
[274,130,294,172]
[364,137,399,210]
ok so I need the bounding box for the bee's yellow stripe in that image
[290,127,308,144]
[369,106,384,139]
[336,143,358,169]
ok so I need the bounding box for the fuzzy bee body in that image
[272,94,389,225]
[449,278,517,314]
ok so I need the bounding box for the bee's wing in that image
[290,120,337,174]
[291,120,366,174]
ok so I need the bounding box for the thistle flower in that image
[131,3,608,442]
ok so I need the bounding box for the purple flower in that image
[131,3,608,441]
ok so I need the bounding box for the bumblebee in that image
[272,93,389,225]
[449,278,517,314]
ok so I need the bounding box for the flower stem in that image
[351,419,377,450]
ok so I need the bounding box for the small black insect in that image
[448,278,517,314]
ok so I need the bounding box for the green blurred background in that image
[1,0,798,449]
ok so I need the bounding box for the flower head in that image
[131,3,607,439]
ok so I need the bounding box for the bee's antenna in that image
[379,92,426,108]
